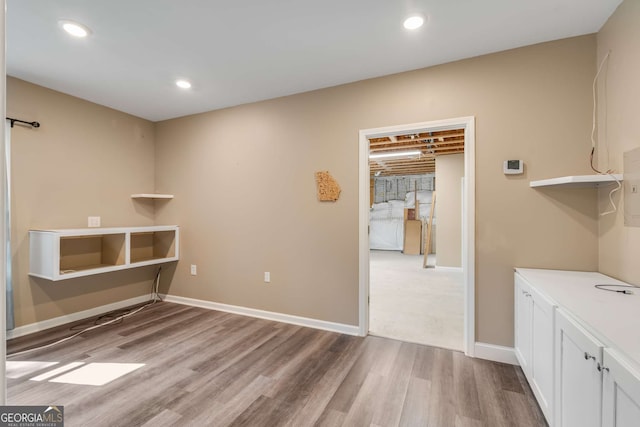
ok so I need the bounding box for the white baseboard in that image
[474,342,519,365]
[6,295,152,340]
[9,294,509,365]
[162,294,360,336]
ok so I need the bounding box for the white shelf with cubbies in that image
[29,225,179,281]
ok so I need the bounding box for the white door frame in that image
[358,116,476,356]
[1,0,7,403]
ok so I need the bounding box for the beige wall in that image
[6,35,604,347]
[156,35,599,345]
[597,0,640,285]
[435,153,464,268]
[7,77,158,327]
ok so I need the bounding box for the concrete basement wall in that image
[155,35,599,347]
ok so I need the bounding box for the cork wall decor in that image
[315,171,341,202]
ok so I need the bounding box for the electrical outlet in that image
[190,264,197,276]
[88,216,101,227]
[264,272,270,283]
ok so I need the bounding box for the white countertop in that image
[515,268,640,371]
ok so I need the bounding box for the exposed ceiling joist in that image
[368,128,464,176]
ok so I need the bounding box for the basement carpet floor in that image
[369,250,464,351]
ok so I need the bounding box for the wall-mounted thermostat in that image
[504,160,524,175]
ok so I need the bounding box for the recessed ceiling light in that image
[176,80,192,89]
[403,15,424,30]
[59,20,91,38]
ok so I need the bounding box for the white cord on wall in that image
[601,174,622,217]
[590,51,620,217]
[591,51,611,152]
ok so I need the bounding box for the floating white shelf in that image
[29,225,179,281]
[131,193,174,199]
[530,174,623,188]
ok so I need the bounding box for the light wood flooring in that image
[7,302,547,427]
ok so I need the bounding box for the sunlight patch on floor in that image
[48,363,145,386]
[31,362,85,381]
[8,361,145,386]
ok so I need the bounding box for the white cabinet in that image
[530,284,556,420]
[602,349,640,427]
[515,275,532,372]
[514,272,555,424]
[515,269,640,427]
[29,225,179,281]
[555,308,604,427]
[554,332,640,427]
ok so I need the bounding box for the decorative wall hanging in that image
[315,171,341,202]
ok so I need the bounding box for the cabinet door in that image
[555,309,604,427]
[515,273,532,375]
[602,349,640,427]
[530,285,555,423]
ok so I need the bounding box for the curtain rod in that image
[6,117,41,128]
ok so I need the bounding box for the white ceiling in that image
[7,0,622,122]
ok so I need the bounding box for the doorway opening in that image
[358,117,475,356]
